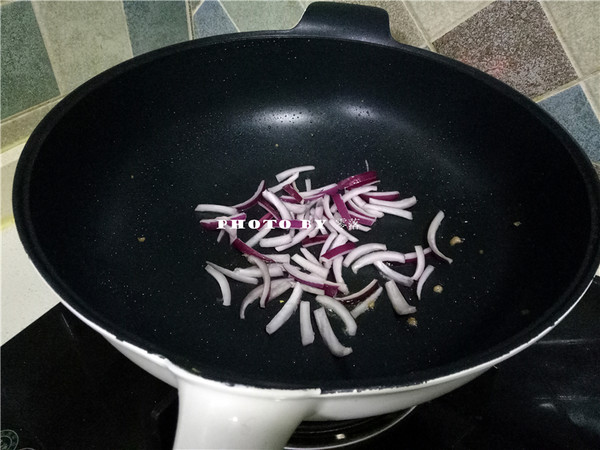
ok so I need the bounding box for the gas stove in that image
[2,278,599,450]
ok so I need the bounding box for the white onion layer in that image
[384,280,416,315]
[314,295,357,336]
[299,301,315,345]
[313,307,353,357]
[427,210,453,264]
[205,265,232,306]
[266,283,304,334]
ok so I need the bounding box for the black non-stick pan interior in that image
[14,31,600,392]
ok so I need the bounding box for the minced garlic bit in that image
[513,221,522,227]
[407,317,418,327]
[433,284,443,294]
[137,236,146,243]
[479,249,484,254]
[449,236,464,246]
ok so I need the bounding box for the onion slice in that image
[411,245,426,280]
[314,295,357,336]
[195,204,238,215]
[275,165,315,182]
[351,251,406,273]
[206,261,258,285]
[299,301,314,345]
[374,261,414,287]
[416,265,435,300]
[233,180,266,210]
[351,286,384,318]
[313,307,353,357]
[384,280,416,315]
[343,243,387,267]
[427,211,453,264]
[265,283,304,334]
[205,265,232,306]
[240,279,293,319]
[246,256,271,308]
[335,279,380,305]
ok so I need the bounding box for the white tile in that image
[1,224,61,345]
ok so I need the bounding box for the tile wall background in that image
[1,0,599,224]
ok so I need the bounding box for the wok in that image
[13,2,600,449]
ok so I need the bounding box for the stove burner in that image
[285,408,415,449]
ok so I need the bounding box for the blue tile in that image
[123,1,189,56]
[540,85,600,163]
[0,1,60,119]
[193,0,237,39]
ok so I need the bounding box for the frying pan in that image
[13,2,600,449]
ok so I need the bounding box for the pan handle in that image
[290,1,397,47]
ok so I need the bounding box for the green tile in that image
[0,1,60,119]
[543,1,600,77]
[32,1,133,94]
[221,0,304,32]
[123,0,190,56]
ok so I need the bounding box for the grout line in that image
[581,76,600,121]
[219,0,241,33]
[532,70,600,103]
[401,1,436,51]
[185,0,196,40]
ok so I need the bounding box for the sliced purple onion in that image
[266,283,303,334]
[259,234,293,248]
[246,255,271,308]
[336,279,380,305]
[262,191,292,221]
[350,286,384,319]
[404,247,432,262]
[231,238,274,263]
[283,184,304,203]
[341,185,378,202]
[321,242,356,260]
[315,295,357,336]
[416,265,435,300]
[233,180,266,210]
[313,307,353,357]
[325,217,358,243]
[240,279,293,319]
[319,232,338,258]
[384,280,416,315]
[257,200,281,221]
[411,245,426,281]
[361,191,400,201]
[374,261,414,287]
[291,254,329,279]
[205,265,232,306]
[245,226,272,248]
[275,226,313,252]
[332,257,349,295]
[268,172,300,194]
[331,192,352,224]
[235,265,285,278]
[299,301,314,346]
[351,251,406,273]
[195,204,238,215]
[343,243,387,267]
[368,195,417,210]
[302,235,329,247]
[206,261,259,285]
[363,204,413,220]
[300,247,321,266]
[275,165,315,182]
[427,210,453,264]
[337,170,378,190]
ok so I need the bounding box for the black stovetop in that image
[2,278,599,450]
